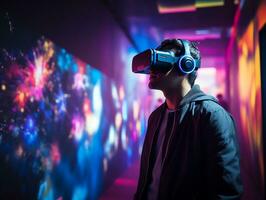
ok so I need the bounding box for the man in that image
[133,39,243,200]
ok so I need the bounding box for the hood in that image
[179,84,218,108]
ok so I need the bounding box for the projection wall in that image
[228,1,266,199]
[0,37,157,200]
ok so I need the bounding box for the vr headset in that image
[132,39,200,74]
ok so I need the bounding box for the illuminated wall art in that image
[236,20,264,194]
[0,37,152,200]
[227,1,266,199]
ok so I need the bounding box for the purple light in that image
[164,32,221,41]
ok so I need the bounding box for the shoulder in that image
[148,103,165,122]
[197,100,229,118]
[195,100,235,129]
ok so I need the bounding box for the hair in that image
[156,39,201,87]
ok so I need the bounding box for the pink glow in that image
[50,144,61,165]
[164,33,221,41]
[71,115,85,141]
[226,5,241,61]
[114,178,137,187]
[12,49,53,108]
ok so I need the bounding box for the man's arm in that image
[207,108,243,200]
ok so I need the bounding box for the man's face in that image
[148,66,182,91]
[148,47,184,91]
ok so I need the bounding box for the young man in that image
[133,39,243,200]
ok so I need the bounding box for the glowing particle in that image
[1,84,6,91]
[15,145,23,157]
[20,108,24,113]
[115,112,122,131]
[5,12,14,32]
[111,83,121,108]
[50,144,61,165]
[122,100,127,121]
[136,120,141,135]
[71,115,85,141]
[83,99,90,114]
[119,85,125,100]
[73,73,90,90]
[121,126,127,150]
[103,158,108,172]
[133,101,140,120]
[85,114,99,136]
[72,185,88,200]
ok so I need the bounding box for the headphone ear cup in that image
[178,55,196,74]
[176,39,197,74]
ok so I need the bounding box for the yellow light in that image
[158,4,196,14]
[196,0,224,8]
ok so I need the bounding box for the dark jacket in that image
[134,85,243,200]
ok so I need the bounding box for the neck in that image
[164,80,192,110]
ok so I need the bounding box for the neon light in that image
[114,178,137,187]
[158,1,224,14]
[195,0,224,8]
[164,32,221,41]
[158,4,196,14]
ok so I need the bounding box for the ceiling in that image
[1,0,239,68]
[106,0,239,66]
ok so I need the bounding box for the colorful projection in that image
[0,38,151,199]
[237,20,264,192]
[227,2,266,198]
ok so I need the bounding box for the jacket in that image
[134,85,243,200]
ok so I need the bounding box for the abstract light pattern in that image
[0,37,153,199]
[227,2,266,197]
[237,20,264,185]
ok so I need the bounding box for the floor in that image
[100,161,140,200]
